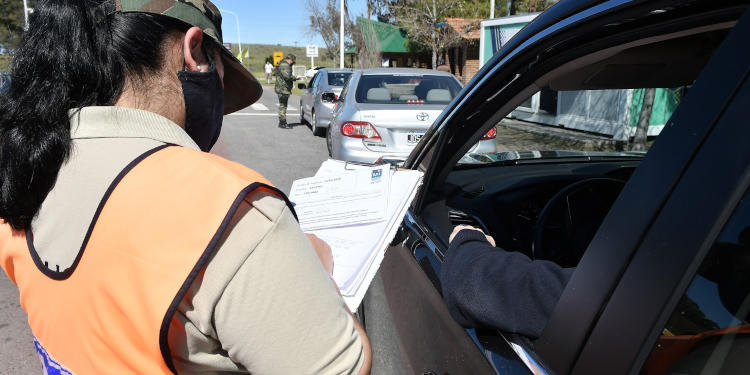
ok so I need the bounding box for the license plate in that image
[407,132,424,144]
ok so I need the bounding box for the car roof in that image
[359,68,455,76]
[319,68,354,73]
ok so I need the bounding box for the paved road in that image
[211,89,329,194]
[0,90,325,374]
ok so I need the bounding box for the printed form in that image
[290,160,423,311]
[289,164,391,231]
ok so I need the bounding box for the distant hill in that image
[0,44,340,75]
[227,43,338,72]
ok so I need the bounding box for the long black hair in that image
[0,0,186,229]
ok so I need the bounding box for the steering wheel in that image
[533,178,626,268]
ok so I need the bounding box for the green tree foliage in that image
[395,0,465,68]
[367,0,399,23]
[442,0,559,19]
[0,0,32,53]
[305,0,354,61]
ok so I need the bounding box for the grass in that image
[0,43,327,95]
[228,43,340,73]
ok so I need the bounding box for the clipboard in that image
[293,159,424,311]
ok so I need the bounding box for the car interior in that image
[356,75,462,104]
[418,22,736,270]
[399,5,749,372]
[356,2,749,374]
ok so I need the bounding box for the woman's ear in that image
[183,26,206,72]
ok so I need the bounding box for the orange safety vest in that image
[0,145,295,374]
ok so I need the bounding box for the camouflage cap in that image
[285,53,297,62]
[107,0,262,114]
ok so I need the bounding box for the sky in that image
[212,0,368,48]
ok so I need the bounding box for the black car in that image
[360,0,750,374]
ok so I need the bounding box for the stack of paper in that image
[289,160,423,311]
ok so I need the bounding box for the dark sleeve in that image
[440,229,574,338]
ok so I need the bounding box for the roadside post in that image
[306,45,318,69]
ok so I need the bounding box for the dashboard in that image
[440,160,640,265]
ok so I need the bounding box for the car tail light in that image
[481,127,497,140]
[341,121,381,140]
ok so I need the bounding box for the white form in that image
[301,160,423,311]
[289,164,390,231]
[290,159,423,311]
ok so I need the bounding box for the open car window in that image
[458,87,686,166]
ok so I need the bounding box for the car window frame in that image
[309,71,321,91]
[388,2,749,374]
[563,19,750,372]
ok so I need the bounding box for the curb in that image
[498,119,627,151]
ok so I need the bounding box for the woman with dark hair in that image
[0,1,371,374]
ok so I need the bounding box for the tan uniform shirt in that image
[30,107,365,374]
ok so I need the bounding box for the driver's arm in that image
[441,226,574,339]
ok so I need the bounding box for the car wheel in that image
[326,125,333,157]
[299,100,306,124]
[311,111,324,137]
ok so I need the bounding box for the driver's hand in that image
[450,224,496,247]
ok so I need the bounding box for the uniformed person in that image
[274,53,301,129]
[0,0,371,374]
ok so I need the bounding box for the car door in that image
[556,15,750,373]
[363,2,750,375]
[303,72,320,117]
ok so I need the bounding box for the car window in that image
[327,72,352,87]
[457,87,686,165]
[355,74,462,104]
[641,188,750,375]
[310,72,321,89]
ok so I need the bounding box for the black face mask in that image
[177,59,224,152]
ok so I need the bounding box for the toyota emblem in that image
[416,112,429,121]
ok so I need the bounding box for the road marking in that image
[275,103,298,110]
[251,103,269,111]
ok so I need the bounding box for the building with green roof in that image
[346,17,431,68]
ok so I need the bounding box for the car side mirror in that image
[321,92,337,103]
[297,83,307,90]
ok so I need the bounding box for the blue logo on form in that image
[371,169,382,182]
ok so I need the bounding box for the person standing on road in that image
[275,53,301,129]
[265,60,274,84]
[0,1,371,374]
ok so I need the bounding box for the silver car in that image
[299,68,354,136]
[328,68,497,163]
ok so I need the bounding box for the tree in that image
[631,88,655,151]
[351,19,382,69]
[394,0,463,69]
[305,0,354,63]
[366,0,398,23]
[0,0,31,53]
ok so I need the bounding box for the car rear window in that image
[327,72,352,87]
[355,74,462,104]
